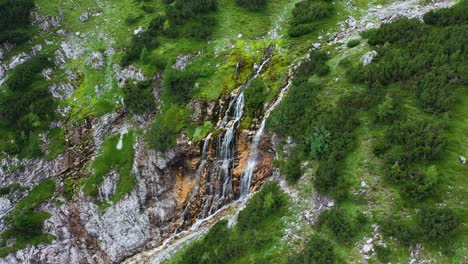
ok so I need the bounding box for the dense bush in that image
[0,0,34,44]
[288,0,333,37]
[280,146,304,183]
[387,118,446,163]
[166,0,217,25]
[120,32,159,66]
[314,158,340,195]
[244,79,268,118]
[381,215,418,246]
[347,11,467,200]
[423,1,468,26]
[290,0,332,25]
[319,208,359,243]
[174,182,288,263]
[236,0,267,11]
[237,182,288,232]
[0,54,55,157]
[163,68,201,104]
[417,207,460,241]
[290,234,336,264]
[346,39,360,48]
[122,80,156,114]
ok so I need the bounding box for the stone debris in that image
[49,83,75,100]
[86,51,105,69]
[459,156,466,164]
[80,11,89,23]
[32,13,62,31]
[114,64,146,87]
[361,50,378,66]
[134,26,144,35]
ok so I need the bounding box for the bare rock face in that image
[80,191,150,262]
[98,171,118,202]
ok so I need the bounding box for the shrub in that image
[236,0,267,11]
[0,179,55,256]
[163,68,201,104]
[281,146,304,183]
[146,106,189,151]
[122,80,156,114]
[0,54,55,157]
[237,182,288,232]
[362,18,428,46]
[288,0,334,37]
[314,158,340,195]
[417,207,460,241]
[319,208,357,243]
[291,0,333,25]
[0,0,35,31]
[347,39,360,48]
[423,1,468,26]
[381,216,418,246]
[244,79,268,118]
[387,118,446,163]
[291,234,335,264]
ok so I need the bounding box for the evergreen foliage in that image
[122,80,156,114]
[290,234,336,264]
[244,79,268,118]
[0,0,35,44]
[236,0,267,11]
[288,0,334,37]
[0,54,55,157]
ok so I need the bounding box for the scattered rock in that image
[80,11,89,23]
[134,26,144,35]
[49,83,76,100]
[459,156,466,164]
[86,51,105,69]
[172,51,203,71]
[114,64,145,87]
[312,43,321,49]
[32,13,62,31]
[361,50,378,66]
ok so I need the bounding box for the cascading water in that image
[240,79,293,197]
[179,45,274,223]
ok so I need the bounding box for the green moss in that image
[187,121,214,143]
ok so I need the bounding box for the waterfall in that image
[240,79,293,197]
[179,45,275,223]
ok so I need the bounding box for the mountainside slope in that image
[0,0,466,263]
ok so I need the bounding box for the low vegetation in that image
[166,182,289,264]
[0,180,56,257]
